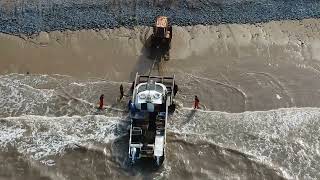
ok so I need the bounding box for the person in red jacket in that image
[99,94,104,109]
[194,95,200,109]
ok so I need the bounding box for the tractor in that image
[150,16,172,61]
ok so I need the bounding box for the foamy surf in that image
[0,74,130,117]
[0,107,319,179]
[169,107,320,179]
[1,73,320,179]
[0,115,128,161]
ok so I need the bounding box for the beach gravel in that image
[0,0,320,35]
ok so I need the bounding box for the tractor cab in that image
[154,16,172,39]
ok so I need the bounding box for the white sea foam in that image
[1,74,320,179]
[0,115,128,161]
[0,74,127,117]
[0,74,56,116]
[70,82,86,87]
[169,107,320,179]
[0,104,319,178]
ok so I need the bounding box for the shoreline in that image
[1,18,320,78]
[1,18,320,112]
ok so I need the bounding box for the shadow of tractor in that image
[129,32,171,80]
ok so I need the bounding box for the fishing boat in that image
[128,73,176,166]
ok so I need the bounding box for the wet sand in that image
[1,18,320,112]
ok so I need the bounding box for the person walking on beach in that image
[194,95,200,109]
[119,84,124,100]
[99,94,104,110]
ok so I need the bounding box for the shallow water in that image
[0,74,319,179]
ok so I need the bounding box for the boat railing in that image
[132,127,143,135]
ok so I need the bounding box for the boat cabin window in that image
[137,83,164,94]
[147,80,156,90]
[155,85,164,93]
[137,84,147,93]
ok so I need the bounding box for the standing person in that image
[128,99,136,115]
[128,99,132,111]
[119,84,124,100]
[173,84,178,96]
[194,95,200,109]
[130,81,135,94]
[99,94,104,110]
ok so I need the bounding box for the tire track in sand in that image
[243,72,295,107]
[184,72,247,111]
